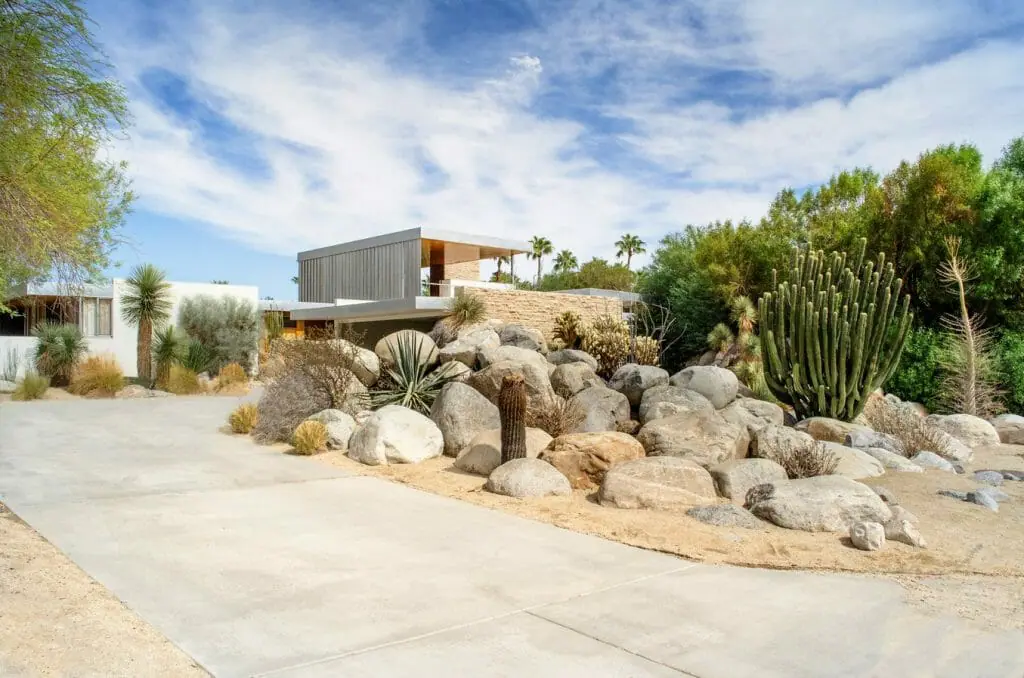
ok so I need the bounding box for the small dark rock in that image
[952,462,966,475]
[967,491,999,512]
[744,483,775,509]
[687,504,764,529]
[973,470,1005,486]
[938,490,969,502]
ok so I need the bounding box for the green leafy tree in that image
[553,249,578,272]
[1,0,133,310]
[527,236,553,287]
[615,234,646,269]
[120,264,172,381]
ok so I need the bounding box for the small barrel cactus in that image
[499,373,527,464]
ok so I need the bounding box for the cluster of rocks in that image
[295,323,1019,554]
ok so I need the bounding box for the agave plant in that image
[370,331,455,413]
[179,337,215,375]
[33,323,88,386]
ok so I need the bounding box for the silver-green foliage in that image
[759,239,913,421]
[177,295,259,372]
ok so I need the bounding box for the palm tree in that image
[495,255,510,275]
[527,236,554,286]
[553,249,578,273]
[615,233,647,269]
[121,264,172,382]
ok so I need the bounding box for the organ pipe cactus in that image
[758,239,913,421]
[499,373,528,464]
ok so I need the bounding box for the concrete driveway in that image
[1,397,1022,678]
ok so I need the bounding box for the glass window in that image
[98,298,112,335]
[82,298,97,336]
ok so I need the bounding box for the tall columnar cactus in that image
[758,239,913,421]
[499,373,527,464]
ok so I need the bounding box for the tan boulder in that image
[637,410,749,468]
[794,417,871,443]
[539,432,645,489]
[598,457,717,510]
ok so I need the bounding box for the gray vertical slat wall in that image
[298,239,420,303]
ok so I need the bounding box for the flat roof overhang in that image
[297,227,532,266]
[289,296,453,324]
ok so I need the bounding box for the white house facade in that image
[0,280,258,379]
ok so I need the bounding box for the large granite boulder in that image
[608,364,670,408]
[438,328,500,367]
[374,330,438,368]
[911,451,957,472]
[746,475,892,532]
[547,349,599,372]
[718,399,783,436]
[499,324,546,353]
[468,359,555,411]
[572,385,631,432]
[539,432,645,489]
[332,339,381,387]
[598,457,716,510]
[750,424,816,460]
[435,360,472,382]
[306,409,357,450]
[844,428,905,456]
[926,414,1000,449]
[669,366,739,409]
[453,428,552,475]
[860,447,923,473]
[637,410,749,467]
[478,345,551,373]
[710,458,788,503]
[729,398,785,427]
[550,362,603,397]
[686,504,764,529]
[990,413,1024,445]
[429,382,501,456]
[794,417,871,443]
[823,442,886,479]
[638,385,714,425]
[348,405,444,465]
[485,458,571,498]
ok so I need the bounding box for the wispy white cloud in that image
[107,0,1024,273]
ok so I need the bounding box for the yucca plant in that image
[151,326,183,389]
[120,264,173,382]
[370,331,455,413]
[33,323,88,386]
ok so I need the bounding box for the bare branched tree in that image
[937,236,1002,417]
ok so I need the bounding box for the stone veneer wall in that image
[464,288,623,341]
[443,260,480,281]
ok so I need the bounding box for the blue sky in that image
[90,0,1024,299]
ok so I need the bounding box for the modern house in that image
[0,280,258,379]
[289,227,627,344]
[257,299,335,339]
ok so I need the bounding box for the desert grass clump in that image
[166,365,204,395]
[936,236,1003,417]
[770,439,840,479]
[527,395,585,438]
[446,293,486,329]
[68,355,124,397]
[12,372,49,401]
[228,403,259,434]
[862,396,957,457]
[291,420,328,455]
[580,314,630,378]
[33,323,88,386]
[216,362,248,390]
[253,370,332,443]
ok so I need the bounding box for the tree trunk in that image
[626,252,632,269]
[138,318,152,383]
[536,258,542,287]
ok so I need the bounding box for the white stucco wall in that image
[0,280,259,380]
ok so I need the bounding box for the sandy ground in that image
[0,503,208,678]
[311,442,1024,629]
